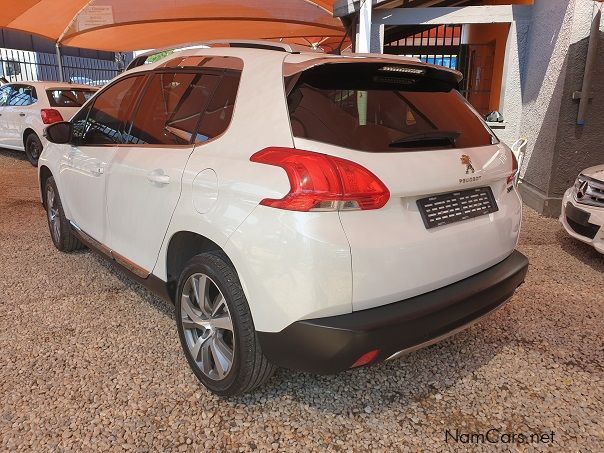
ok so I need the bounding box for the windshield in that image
[285,63,498,152]
[46,89,96,108]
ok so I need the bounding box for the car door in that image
[6,84,37,148]
[59,75,147,244]
[105,69,222,275]
[0,85,15,148]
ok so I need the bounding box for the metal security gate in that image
[383,24,463,70]
[0,48,124,86]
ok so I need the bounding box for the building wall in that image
[515,0,576,196]
[515,0,603,216]
[548,2,604,202]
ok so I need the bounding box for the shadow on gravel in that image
[89,253,175,318]
[555,229,604,272]
[81,242,513,415]
[0,148,27,161]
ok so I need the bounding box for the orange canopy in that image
[1,0,344,52]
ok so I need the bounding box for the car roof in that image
[3,81,98,90]
[125,40,460,81]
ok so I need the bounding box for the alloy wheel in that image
[46,185,60,243]
[180,273,235,381]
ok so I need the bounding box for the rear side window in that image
[125,72,220,145]
[47,89,95,107]
[126,63,242,146]
[285,63,497,152]
[197,71,241,142]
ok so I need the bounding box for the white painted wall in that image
[509,0,603,215]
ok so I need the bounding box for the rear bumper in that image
[258,250,529,374]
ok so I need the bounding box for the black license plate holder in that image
[417,187,499,230]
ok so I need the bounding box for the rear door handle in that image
[147,169,170,186]
[19,113,25,117]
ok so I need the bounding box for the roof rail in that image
[205,40,309,53]
[126,43,210,71]
[126,40,321,71]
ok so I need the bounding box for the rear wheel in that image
[25,133,43,167]
[176,252,275,396]
[44,176,84,252]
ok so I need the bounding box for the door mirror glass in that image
[44,122,73,144]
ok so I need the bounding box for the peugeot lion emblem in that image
[461,154,475,174]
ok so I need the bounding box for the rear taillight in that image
[250,147,390,212]
[40,109,63,125]
[507,150,518,185]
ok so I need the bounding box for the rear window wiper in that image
[389,131,460,148]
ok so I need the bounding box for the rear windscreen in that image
[46,89,95,108]
[285,63,497,152]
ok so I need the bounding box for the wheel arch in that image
[165,231,234,302]
[23,127,38,147]
[39,165,53,208]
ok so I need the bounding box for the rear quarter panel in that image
[153,50,295,278]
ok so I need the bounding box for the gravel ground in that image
[0,148,602,452]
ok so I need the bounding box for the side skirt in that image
[70,222,174,304]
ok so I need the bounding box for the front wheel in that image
[176,252,275,396]
[25,133,43,167]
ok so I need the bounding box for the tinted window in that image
[47,89,95,107]
[7,85,37,106]
[197,71,241,142]
[82,75,146,145]
[0,86,14,106]
[125,72,220,145]
[71,103,93,143]
[286,63,497,152]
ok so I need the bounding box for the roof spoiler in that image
[126,40,323,71]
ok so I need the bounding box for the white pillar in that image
[356,0,373,53]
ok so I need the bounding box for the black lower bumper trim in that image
[565,203,599,239]
[258,250,529,374]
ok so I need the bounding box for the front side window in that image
[125,71,220,145]
[7,85,37,106]
[285,63,497,152]
[80,75,146,145]
[0,86,14,106]
[47,89,96,108]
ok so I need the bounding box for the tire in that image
[176,252,275,396]
[25,133,43,167]
[44,176,84,252]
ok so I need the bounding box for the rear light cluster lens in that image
[507,150,518,186]
[250,147,390,212]
[40,109,64,125]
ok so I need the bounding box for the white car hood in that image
[581,164,604,181]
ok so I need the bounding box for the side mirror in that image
[44,121,73,144]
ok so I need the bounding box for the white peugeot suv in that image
[0,81,97,166]
[39,41,528,396]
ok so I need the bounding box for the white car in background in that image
[0,81,97,166]
[38,41,528,396]
[560,165,604,253]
